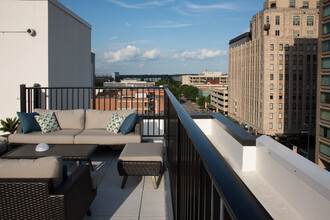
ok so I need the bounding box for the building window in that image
[322,76,330,86]
[270,113,273,119]
[270,74,274,80]
[324,4,330,17]
[270,83,274,90]
[279,44,283,51]
[279,84,283,90]
[278,122,282,129]
[323,22,330,34]
[279,64,283,70]
[307,44,311,51]
[321,110,330,122]
[307,16,314,26]
[285,55,289,61]
[293,16,300,25]
[270,44,274,51]
[303,2,309,8]
[270,103,273,109]
[267,16,270,24]
[275,30,280,36]
[270,64,274,70]
[321,93,330,103]
[270,93,273,100]
[276,16,280,25]
[307,30,313,37]
[285,44,289,51]
[270,54,274,60]
[271,3,276,9]
[279,113,282,119]
[320,142,330,157]
[322,58,330,69]
[269,122,273,129]
[299,44,303,51]
[279,54,283,60]
[279,94,283,99]
[293,30,300,37]
[279,103,283,109]
[290,0,295,8]
[293,44,297,51]
[320,126,330,139]
[322,40,330,52]
[313,44,317,51]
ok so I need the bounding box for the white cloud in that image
[103,45,160,63]
[108,0,174,9]
[186,2,235,10]
[138,63,145,68]
[110,35,118,41]
[125,22,131,27]
[173,49,227,60]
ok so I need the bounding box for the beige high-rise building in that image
[228,0,319,137]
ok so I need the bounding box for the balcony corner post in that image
[20,84,26,113]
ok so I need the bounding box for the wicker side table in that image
[117,143,163,189]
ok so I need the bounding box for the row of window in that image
[290,1,313,9]
[270,64,317,72]
[268,30,314,38]
[269,122,316,130]
[320,142,330,157]
[270,54,317,62]
[270,43,317,51]
[267,15,314,26]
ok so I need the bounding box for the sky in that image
[59,0,264,75]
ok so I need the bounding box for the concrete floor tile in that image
[140,191,166,217]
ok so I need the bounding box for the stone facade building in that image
[228,0,319,136]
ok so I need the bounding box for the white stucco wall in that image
[0,0,92,127]
[0,0,49,122]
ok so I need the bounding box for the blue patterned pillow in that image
[34,112,60,133]
[106,112,126,134]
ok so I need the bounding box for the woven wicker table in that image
[2,144,98,170]
[117,143,163,189]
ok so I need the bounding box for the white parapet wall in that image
[194,118,256,171]
[256,135,330,220]
[194,117,330,219]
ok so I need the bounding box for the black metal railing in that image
[164,88,271,220]
[20,84,165,137]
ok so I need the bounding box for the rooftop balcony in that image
[13,84,330,219]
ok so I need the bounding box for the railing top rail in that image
[23,85,164,90]
[165,88,271,219]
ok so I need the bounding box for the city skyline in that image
[59,0,263,74]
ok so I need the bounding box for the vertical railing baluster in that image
[77,88,80,109]
[120,88,122,110]
[20,84,27,113]
[126,88,128,109]
[115,88,117,111]
[44,89,47,110]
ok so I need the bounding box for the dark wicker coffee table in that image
[2,144,98,170]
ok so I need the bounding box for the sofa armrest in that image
[134,117,142,135]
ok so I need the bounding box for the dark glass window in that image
[323,22,330,34]
[321,110,330,122]
[324,4,330,17]
[290,0,295,8]
[320,142,330,156]
[323,40,330,52]
[322,76,330,86]
[320,126,330,139]
[321,93,330,103]
[322,58,330,69]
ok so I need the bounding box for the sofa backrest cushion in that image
[34,109,85,130]
[85,109,137,130]
[0,156,63,188]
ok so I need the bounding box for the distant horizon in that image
[59,0,263,74]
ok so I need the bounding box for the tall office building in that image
[228,0,319,137]
[316,0,330,169]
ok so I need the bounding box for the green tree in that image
[180,85,198,101]
[206,94,211,103]
[197,96,206,106]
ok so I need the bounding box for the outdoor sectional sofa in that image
[8,109,141,147]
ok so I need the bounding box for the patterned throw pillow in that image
[34,112,60,133]
[106,112,126,134]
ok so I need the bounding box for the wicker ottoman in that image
[117,143,163,189]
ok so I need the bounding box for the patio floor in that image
[82,142,173,220]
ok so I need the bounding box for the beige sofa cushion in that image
[0,156,63,188]
[119,143,163,162]
[74,129,141,145]
[85,109,137,130]
[34,109,85,130]
[8,130,82,144]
